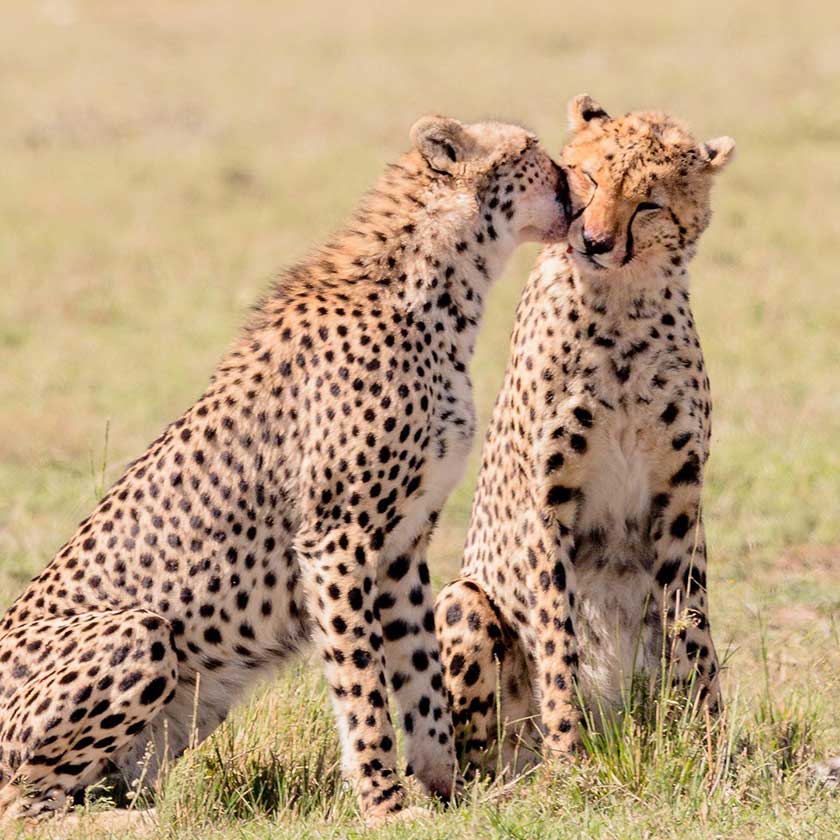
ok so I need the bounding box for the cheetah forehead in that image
[567,110,705,197]
[467,120,537,165]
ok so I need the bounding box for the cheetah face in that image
[560,95,735,275]
[411,116,568,245]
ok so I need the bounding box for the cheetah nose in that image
[582,228,615,256]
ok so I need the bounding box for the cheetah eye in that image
[637,201,662,212]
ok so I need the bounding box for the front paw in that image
[543,728,584,763]
[359,782,407,827]
[406,757,461,803]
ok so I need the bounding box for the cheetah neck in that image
[257,161,517,363]
[569,255,692,314]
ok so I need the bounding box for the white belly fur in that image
[574,565,661,722]
[573,412,661,720]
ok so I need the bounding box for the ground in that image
[0,1,839,838]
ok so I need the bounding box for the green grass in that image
[1,1,839,837]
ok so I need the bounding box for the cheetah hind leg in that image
[435,579,539,779]
[0,609,178,825]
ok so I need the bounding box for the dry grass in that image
[1,1,839,837]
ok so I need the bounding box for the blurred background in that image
[0,2,839,831]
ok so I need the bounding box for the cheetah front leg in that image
[523,507,582,761]
[522,406,595,761]
[297,529,405,824]
[375,515,456,801]
[650,481,721,712]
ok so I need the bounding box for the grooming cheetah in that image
[0,116,567,824]
[436,96,735,773]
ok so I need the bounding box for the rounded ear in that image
[702,136,736,171]
[410,115,473,174]
[567,94,610,133]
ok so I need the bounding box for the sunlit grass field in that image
[1,1,839,837]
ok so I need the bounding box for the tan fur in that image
[0,116,566,825]
[436,97,734,774]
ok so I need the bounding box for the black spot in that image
[671,453,701,486]
[569,434,587,453]
[140,677,168,706]
[118,672,142,691]
[405,476,421,497]
[383,620,408,641]
[204,627,222,645]
[660,403,679,424]
[546,452,565,473]
[547,485,575,505]
[445,603,462,626]
[55,761,90,777]
[412,650,429,671]
[352,649,371,669]
[670,513,692,539]
[672,432,691,450]
[656,559,681,588]
[348,588,363,610]
[387,555,410,581]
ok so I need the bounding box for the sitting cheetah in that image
[435,96,735,773]
[0,116,567,824]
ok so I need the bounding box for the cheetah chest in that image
[572,407,664,713]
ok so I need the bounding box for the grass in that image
[1,0,839,837]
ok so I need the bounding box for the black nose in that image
[582,229,615,256]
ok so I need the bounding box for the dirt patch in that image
[765,544,840,632]
[771,544,840,578]
[770,603,821,629]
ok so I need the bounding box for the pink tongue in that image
[566,244,574,254]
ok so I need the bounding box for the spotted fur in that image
[436,96,735,773]
[0,115,567,824]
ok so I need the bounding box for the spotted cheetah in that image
[0,116,567,824]
[435,96,735,774]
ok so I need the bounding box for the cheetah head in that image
[410,115,568,245]
[561,95,735,275]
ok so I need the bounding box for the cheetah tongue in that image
[566,244,574,254]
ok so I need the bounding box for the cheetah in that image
[435,95,735,774]
[0,116,567,824]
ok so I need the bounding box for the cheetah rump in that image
[0,116,567,825]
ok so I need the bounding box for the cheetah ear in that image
[702,136,736,171]
[567,94,610,133]
[410,115,473,174]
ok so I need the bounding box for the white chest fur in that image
[578,407,652,537]
[573,404,663,715]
